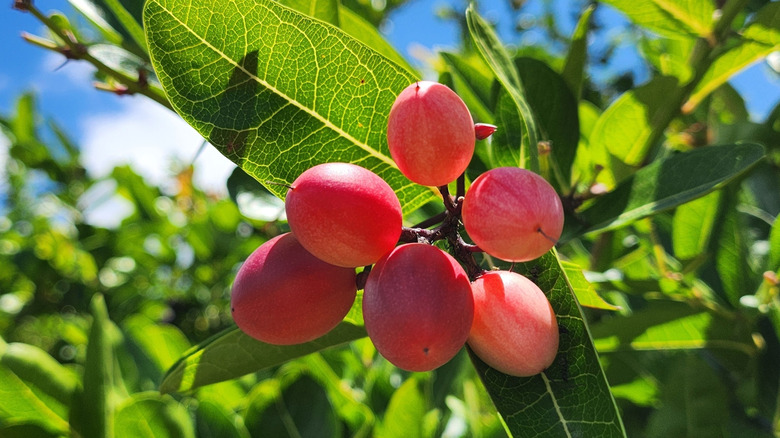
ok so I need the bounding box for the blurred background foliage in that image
[1,0,780,436]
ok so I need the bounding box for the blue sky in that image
[1,0,778,196]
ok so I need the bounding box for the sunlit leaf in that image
[563,143,766,240]
[562,5,595,99]
[672,190,721,260]
[560,261,620,311]
[769,213,780,272]
[144,0,436,215]
[599,0,715,38]
[379,377,426,438]
[684,2,780,112]
[590,76,679,166]
[440,51,495,124]
[469,251,626,437]
[160,322,367,394]
[466,5,539,172]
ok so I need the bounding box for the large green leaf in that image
[144,0,436,214]
[114,393,195,438]
[515,57,579,190]
[160,321,367,394]
[379,377,426,438]
[599,0,715,38]
[684,2,780,112]
[466,6,539,172]
[560,261,620,311]
[590,76,680,166]
[563,143,766,240]
[469,250,626,437]
[0,342,70,435]
[591,300,757,355]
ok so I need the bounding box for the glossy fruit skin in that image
[285,162,402,268]
[387,81,475,186]
[462,167,564,262]
[468,271,559,377]
[363,243,474,372]
[231,232,357,345]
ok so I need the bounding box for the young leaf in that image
[563,143,766,240]
[599,0,715,38]
[114,392,195,438]
[160,321,367,394]
[469,251,627,437]
[466,5,540,172]
[144,0,436,214]
[562,5,595,99]
[769,213,780,272]
[590,76,680,166]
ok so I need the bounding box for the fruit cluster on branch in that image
[231,81,563,377]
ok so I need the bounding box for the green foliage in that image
[3,0,780,436]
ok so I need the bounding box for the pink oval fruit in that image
[231,232,357,345]
[285,162,402,268]
[363,243,474,372]
[468,271,559,376]
[387,81,475,186]
[462,167,563,262]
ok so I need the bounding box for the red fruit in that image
[285,162,402,268]
[231,232,357,345]
[462,167,563,262]
[387,81,475,186]
[363,243,474,372]
[468,271,559,377]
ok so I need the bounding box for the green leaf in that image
[563,143,766,240]
[599,0,715,38]
[714,188,757,306]
[279,0,339,26]
[672,190,722,260]
[560,261,620,311]
[195,399,250,438]
[70,294,120,438]
[114,392,195,438]
[379,377,426,438]
[0,342,79,413]
[0,365,70,434]
[469,251,626,437]
[684,2,780,112]
[144,0,436,215]
[124,314,191,374]
[562,5,595,99]
[645,354,730,437]
[515,57,579,190]
[101,0,148,52]
[769,213,780,272]
[466,5,539,172]
[590,76,680,166]
[339,6,417,75]
[591,300,757,355]
[160,321,367,394]
[440,51,495,124]
[244,374,340,438]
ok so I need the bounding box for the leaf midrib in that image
[153,0,398,169]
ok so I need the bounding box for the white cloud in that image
[79,97,236,195]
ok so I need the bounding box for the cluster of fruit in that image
[231,81,564,377]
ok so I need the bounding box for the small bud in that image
[474,123,497,140]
